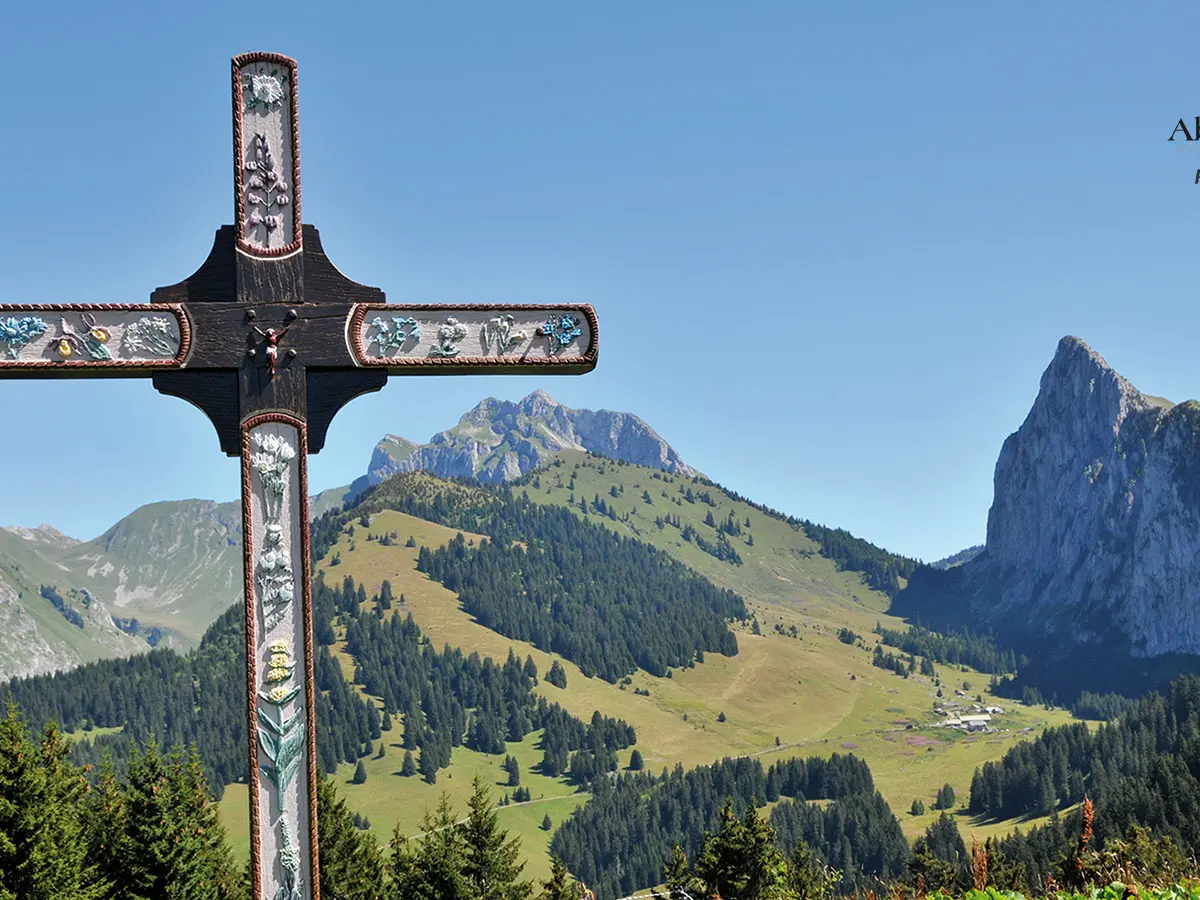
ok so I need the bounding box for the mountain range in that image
[11,338,1200,698]
[0,392,694,680]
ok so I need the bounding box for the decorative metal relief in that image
[348,305,597,370]
[429,317,469,357]
[0,316,49,358]
[276,818,304,900]
[368,316,419,356]
[235,54,300,254]
[57,314,112,360]
[257,640,305,811]
[246,421,311,900]
[540,314,583,355]
[482,314,528,354]
[244,133,291,236]
[0,306,185,367]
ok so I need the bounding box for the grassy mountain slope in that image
[0,526,147,678]
[212,462,1076,884]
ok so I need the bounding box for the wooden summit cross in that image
[0,53,597,900]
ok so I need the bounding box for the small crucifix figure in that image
[253,323,291,377]
[0,53,598,900]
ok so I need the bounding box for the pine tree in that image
[663,843,696,898]
[388,795,472,900]
[462,776,533,900]
[504,754,521,787]
[318,776,385,900]
[629,748,644,771]
[694,800,790,900]
[419,748,438,784]
[547,660,567,689]
[107,737,240,899]
[541,814,552,832]
[788,841,834,900]
[0,705,109,899]
[353,759,368,784]
[523,655,538,684]
[539,855,581,900]
[401,750,417,777]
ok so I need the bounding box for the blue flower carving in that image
[369,316,420,356]
[540,315,582,354]
[0,316,49,359]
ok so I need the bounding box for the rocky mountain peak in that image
[2,524,79,547]
[517,389,562,416]
[367,390,694,487]
[934,336,1200,657]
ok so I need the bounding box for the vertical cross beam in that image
[231,53,317,900]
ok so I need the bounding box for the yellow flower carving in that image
[266,667,291,684]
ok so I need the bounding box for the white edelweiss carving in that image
[251,73,285,106]
[251,432,296,522]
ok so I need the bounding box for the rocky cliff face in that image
[366,389,694,486]
[959,336,1200,657]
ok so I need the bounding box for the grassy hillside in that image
[215,465,1078,883]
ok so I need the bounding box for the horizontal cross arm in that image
[348,304,598,375]
[0,304,189,377]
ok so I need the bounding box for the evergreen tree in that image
[629,748,644,771]
[911,798,925,816]
[317,777,385,900]
[0,705,109,899]
[541,813,553,832]
[694,800,791,900]
[106,736,240,899]
[460,777,532,900]
[388,795,471,900]
[908,814,966,893]
[539,855,580,900]
[419,748,438,784]
[523,655,539,684]
[935,782,956,810]
[352,759,368,784]
[504,754,521,787]
[401,750,417,777]
[547,661,568,689]
[788,841,836,900]
[663,844,698,899]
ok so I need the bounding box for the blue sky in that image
[1,3,1198,562]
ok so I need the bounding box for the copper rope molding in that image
[232,52,303,258]
[0,303,190,369]
[241,413,320,900]
[347,303,600,369]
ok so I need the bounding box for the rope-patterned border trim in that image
[232,52,303,258]
[347,303,599,370]
[241,413,320,900]
[0,303,190,369]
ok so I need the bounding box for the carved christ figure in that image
[254,325,290,377]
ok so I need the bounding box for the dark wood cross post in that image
[0,52,598,900]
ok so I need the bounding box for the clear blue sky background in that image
[2,3,1198,562]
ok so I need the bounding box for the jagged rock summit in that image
[365,389,695,487]
[943,335,1200,657]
